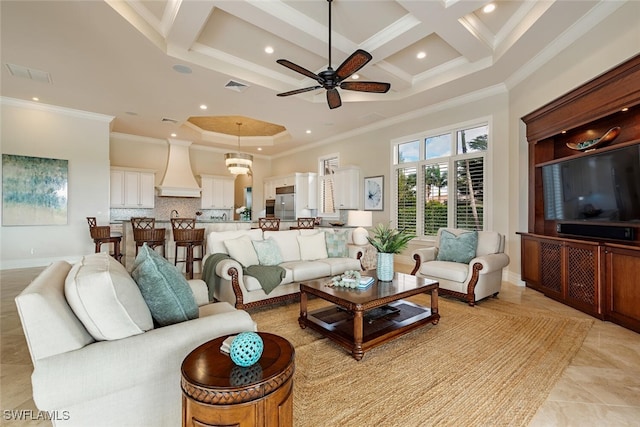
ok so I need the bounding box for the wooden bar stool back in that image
[171,218,205,279]
[131,217,166,257]
[86,217,122,262]
[258,217,280,231]
[297,217,315,229]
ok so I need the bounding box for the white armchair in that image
[411,228,510,306]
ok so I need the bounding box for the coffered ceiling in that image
[0,1,627,156]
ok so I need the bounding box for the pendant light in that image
[225,122,253,175]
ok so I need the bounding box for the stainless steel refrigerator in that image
[276,193,295,220]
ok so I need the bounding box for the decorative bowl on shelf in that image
[566,126,621,151]
[329,222,345,227]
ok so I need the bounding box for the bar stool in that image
[258,217,280,231]
[171,218,205,279]
[130,217,166,257]
[86,217,122,262]
[297,217,315,229]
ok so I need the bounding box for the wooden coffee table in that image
[298,272,439,360]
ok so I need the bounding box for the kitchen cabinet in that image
[110,168,155,208]
[334,166,359,210]
[295,172,317,216]
[200,175,234,210]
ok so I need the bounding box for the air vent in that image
[225,80,249,93]
[161,117,178,123]
[5,63,52,84]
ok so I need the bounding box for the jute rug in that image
[251,294,594,427]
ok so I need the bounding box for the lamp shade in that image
[347,211,372,227]
[347,211,372,245]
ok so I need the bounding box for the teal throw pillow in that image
[251,237,283,266]
[131,244,198,327]
[436,230,478,264]
[325,231,349,258]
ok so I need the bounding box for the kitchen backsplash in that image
[110,196,230,221]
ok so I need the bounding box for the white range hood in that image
[157,139,201,198]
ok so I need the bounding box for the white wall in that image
[0,98,113,269]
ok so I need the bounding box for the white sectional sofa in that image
[203,227,364,309]
[15,252,256,427]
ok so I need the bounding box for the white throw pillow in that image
[264,230,302,262]
[224,235,260,267]
[297,232,328,261]
[207,228,263,254]
[64,253,153,341]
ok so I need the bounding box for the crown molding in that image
[1,97,113,122]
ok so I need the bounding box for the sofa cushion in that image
[224,235,259,267]
[65,253,153,341]
[437,229,478,264]
[297,232,328,260]
[476,231,502,256]
[280,260,331,281]
[318,257,363,275]
[207,229,263,254]
[420,260,469,283]
[131,244,199,327]
[264,230,301,262]
[252,237,283,266]
[325,231,349,257]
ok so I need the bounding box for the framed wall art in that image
[364,175,384,211]
[2,154,68,226]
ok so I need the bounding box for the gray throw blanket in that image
[202,254,286,300]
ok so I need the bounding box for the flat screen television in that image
[541,144,640,224]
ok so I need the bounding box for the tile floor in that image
[1,265,639,426]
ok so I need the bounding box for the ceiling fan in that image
[276,0,391,109]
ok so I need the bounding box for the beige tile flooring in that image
[1,265,640,426]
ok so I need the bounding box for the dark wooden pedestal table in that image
[181,333,295,427]
[299,272,440,361]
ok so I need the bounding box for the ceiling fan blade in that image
[340,81,391,93]
[277,59,323,83]
[277,86,322,97]
[335,49,372,81]
[326,88,342,109]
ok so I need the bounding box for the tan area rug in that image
[251,294,593,427]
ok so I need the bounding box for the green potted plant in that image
[367,223,414,281]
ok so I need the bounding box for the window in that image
[392,123,488,236]
[319,155,339,216]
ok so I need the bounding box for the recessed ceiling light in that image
[32,97,39,101]
[483,3,496,13]
[265,46,274,54]
[200,104,207,110]
[416,51,427,59]
[306,130,312,134]
[351,74,360,80]
[257,147,263,151]
[621,107,629,112]
[171,133,177,137]
[561,130,567,134]
[173,64,192,74]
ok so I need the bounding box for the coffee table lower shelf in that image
[299,299,439,360]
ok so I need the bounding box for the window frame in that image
[391,118,490,236]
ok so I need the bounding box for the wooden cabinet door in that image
[139,172,155,208]
[200,176,214,208]
[520,234,541,287]
[538,238,563,300]
[605,245,640,333]
[124,171,141,207]
[564,241,603,318]
[110,170,125,207]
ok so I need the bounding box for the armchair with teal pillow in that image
[411,228,510,306]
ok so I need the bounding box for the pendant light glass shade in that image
[226,122,252,175]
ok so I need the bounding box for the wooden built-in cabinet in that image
[520,54,640,333]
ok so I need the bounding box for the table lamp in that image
[347,210,372,246]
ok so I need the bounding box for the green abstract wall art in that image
[2,154,68,226]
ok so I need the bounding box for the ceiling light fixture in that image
[265,46,274,54]
[417,51,427,59]
[225,122,253,175]
[200,104,207,110]
[483,3,496,13]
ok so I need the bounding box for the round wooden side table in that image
[181,332,295,427]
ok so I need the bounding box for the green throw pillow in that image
[131,244,199,327]
[325,231,349,258]
[252,237,284,266]
[436,230,478,264]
